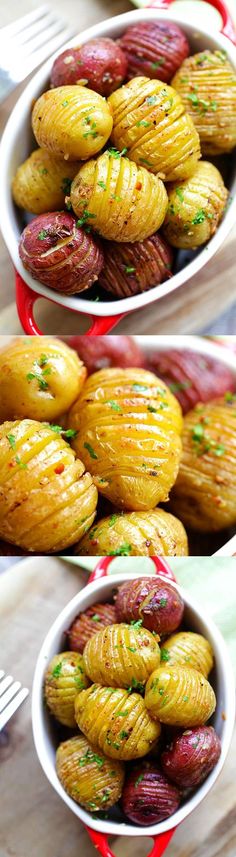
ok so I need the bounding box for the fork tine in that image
[0,670,5,680]
[8,12,64,48]
[22,19,66,57]
[0,686,29,731]
[0,5,50,37]
[0,675,13,696]
[0,680,21,713]
[20,26,75,79]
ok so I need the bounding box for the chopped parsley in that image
[139,157,152,167]
[192,422,225,457]
[48,425,77,439]
[161,648,170,662]
[79,749,104,767]
[120,730,129,739]
[38,229,48,240]
[39,167,48,175]
[127,678,145,694]
[132,383,148,392]
[125,266,136,274]
[146,95,158,105]
[135,774,144,788]
[7,434,16,449]
[130,619,143,629]
[27,355,52,391]
[84,442,98,460]
[136,120,151,127]
[61,177,72,195]
[98,180,107,190]
[62,100,69,106]
[106,400,122,412]
[126,646,137,653]
[114,709,129,717]
[52,661,62,678]
[175,187,184,202]
[169,380,192,392]
[108,514,119,527]
[76,210,96,228]
[151,59,165,68]
[109,543,132,556]
[147,404,157,413]
[91,614,101,622]
[183,696,189,702]
[192,209,206,225]
[15,455,27,470]
[107,147,127,158]
[159,598,167,608]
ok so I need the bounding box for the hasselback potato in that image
[161,725,221,787]
[68,367,183,510]
[145,665,216,726]
[0,419,98,552]
[163,161,228,249]
[119,21,190,83]
[161,632,214,677]
[0,336,86,423]
[68,602,117,653]
[121,761,181,825]
[170,395,236,531]
[51,39,127,96]
[56,735,125,810]
[63,335,144,374]
[115,577,184,636]
[145,348,235,415]
[108,76,201,180]
[83,623,160,687]
[44,652,89,727]
[12,148,79,215]
[172,49,236,155]
[32,85,113,160]
[70,151,168,242]
[75,684,161,759]
[77,508,189,556]
[98,233,173,298]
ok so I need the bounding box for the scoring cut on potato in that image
[12,148,80,215]
[77,507,189,556]
[75,684,161,760]
[161,725,221,787]
[163,161,228,249]
[83,623,160,687]
[68,367,183,510]
[44,651,90,727]
[56,735,125,810]
[145,665,216,726]
[32,85,113,160]
[68,602,117,653]
[118,20,190,83]
[121,761,181,825]
[115,577,184,636]
[161,631,214,677]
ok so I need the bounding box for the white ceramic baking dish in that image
[0,0,236,334]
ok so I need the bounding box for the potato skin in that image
[19,211,104,296]
[145,665,216,727]
[121,761,181,825]
[70,151,168,242]
[119,21,189,83]
[170,396,236,531]
[145,348,235,415]
[172,49,236,155]
[63,335,144,374]
[44,652,89,727]
[32,85,113,160]
[51,39,127,96]
[163,161,228,249]
[161,632,214,677]
[75,684,161,760]
[108,76,201,180]
[68,602,117,653]
[161,726,221,787]
[12,148,79,215]
[0,419,98,552]
[115,577,184,636]
[98,233,173,298]
[83,623,160,687]
[0,336,86,423]
[68,367,183,511]
[56,734,125,810]
[77,508,188,557]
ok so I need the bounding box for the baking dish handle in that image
[86,826,176,857]
[88,555,176,583]
[148,0,236,44]
[15,270,126,335]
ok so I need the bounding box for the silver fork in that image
[0,669,29,730]
[0,4,75,104]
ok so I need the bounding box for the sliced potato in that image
[32,85,113,160]
[75,684,161,760]
[77,507,188,556]
[12,148,79,214]
[56,735,125,810]
[163,161,228,249]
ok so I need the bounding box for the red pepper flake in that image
[135,182,142,190]
[54,463,65,474]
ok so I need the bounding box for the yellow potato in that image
[68,367,183,510]
[172,49,236,155]
[12,148,80,214]
[84,624,160,687]
[32,85,113,161]
[0,419,98,552]
[108,76,201,180]
[0,336,86,423]
[161,632,214,677]
[44,652,89,727]
[77,507,188,556]
[170,396,236,531]
[75,684,161,760]
[56,735,125,811]
[70,150,168,242]
[145,665,216,726]
[163,161,228,249]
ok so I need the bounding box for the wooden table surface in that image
[1,556,236,857]
[0,0,236,334]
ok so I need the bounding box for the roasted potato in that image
[63,335,144,374]
[83,623,160,687]
[0,336,86,423]
[161,632,214,677]
[145,665,216,727]
[32,85,113,160]
[170,395,236,531]
[0,419,98,552]
[172,49,236,155]
[98,233,173,298]
[115,577,184,636]
[119,21,189,83]
[44,652,89,727]
[77,508,188,556]
[121,761,181,825]
[145,348,235,415]
[68,367,183,510]
[75,684,161,760]
[12,148,79,215]
[70,151,168,241]
[163,161,228,249]
[51,39,127,96]
[161,725,221,787]
[56,735,125,810]
[108,76,201,180]
[68,602,117,653]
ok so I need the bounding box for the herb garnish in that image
[127,678,145,694]
[130,619,143,629]
[48,425,77,439]
[107,147,128,158]
[7,434,16,449]
[125,266,136,274]
[109,543,132,556]
[38,229,48,240]
[61,177,72,195]
[136,120,151,127]
[84,442,98,460]
[52,661,62,678]
[161,648,170,662]
[106,401,122,412]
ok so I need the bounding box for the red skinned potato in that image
[119,21,189,83]
[51,38,127,96]
[161,726,221,788]
[146,349,235,414]
[19,211,104,295]
[115,577,184,636]
[62,335,144,373]
[68,602,117,653]
[121,761,181,825]
[98,233,173,298]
